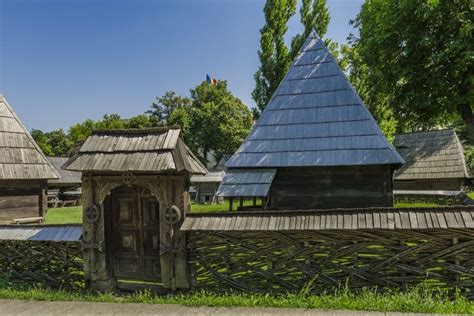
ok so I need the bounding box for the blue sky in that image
[0,0,363,131]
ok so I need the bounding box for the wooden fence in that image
[0,240,83,289]
[183,207,474,294]
[0,225,83,290]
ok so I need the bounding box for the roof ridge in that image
[395,129,455,136]
[92,126,181,136]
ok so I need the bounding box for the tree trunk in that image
[457,78,474,143]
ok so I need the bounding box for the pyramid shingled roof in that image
[226,32,404,169]
[0,95,59,180]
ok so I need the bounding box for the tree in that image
[31,129,53,156]
[352,0,473,140]
[189,81,253,164]
[31,129,72,156]
[68,119,96,145]
[343,43,398,139]
[126,114,159,129]
[151,81,253,166]
[290,0,330,60]
[252,0,297,112]
[147,91,192,125]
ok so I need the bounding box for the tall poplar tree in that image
[252,0,297,112]
[290,0,330,60]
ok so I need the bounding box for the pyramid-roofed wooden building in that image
[394,129,471,191]
[217,32,404,209]
[0,95,59,223]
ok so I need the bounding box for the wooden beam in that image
[38,181,47,217]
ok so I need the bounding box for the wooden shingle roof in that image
[226,32,404,169]
[0,95,59,180]
[181,206,474,231]
[394,129,470,180]
[47,157,82,185]
[216,169,276,197]
[64,127,207,174]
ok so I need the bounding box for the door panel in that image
[111,187,161,282]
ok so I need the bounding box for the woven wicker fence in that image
[187,229,474,294]
[0,241,83,290]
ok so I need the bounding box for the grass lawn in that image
[44,200,441,224]
[0,285,471,313]
[44,206,82,224]
[44,200,261,224]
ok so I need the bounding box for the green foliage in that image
[342,44,398,139]
[147,91,192,124]
[188,81,253,164]
[150,82,252,166]
[290,0,330,60]
[351,0,474,140]
[252,0,297,112]
[464,146,474,173]
[31,129,73,157]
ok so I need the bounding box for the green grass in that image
[44,206,82,224]
[0,285,472,313]
[43,200,262,224]
[394,202,439,208]
[44,200,442,224]
[468,192,474,199]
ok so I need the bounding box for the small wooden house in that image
[0,95,59,223]
[64,127,207,291]
[394,129,471,191]
[47,156,82,206]
[190,171,224,203]
[217,32,404,210]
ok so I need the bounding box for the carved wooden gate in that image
[111,186,161,282]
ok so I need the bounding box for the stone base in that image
[90,277,117,292]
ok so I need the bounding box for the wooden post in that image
[239,197,244,209]
[253,197,257,206]
[229,197,233,212]
[38,181,47,217]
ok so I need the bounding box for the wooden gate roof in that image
[64,127,207,174]
[225,32,404,169]
[0,95,59,180]
[181,206,474,231]
[394,129,470,180]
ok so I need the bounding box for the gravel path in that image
[0,299,444,315]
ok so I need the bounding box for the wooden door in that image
[111,187,161,282]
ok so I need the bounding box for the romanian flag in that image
[206,74,218,85]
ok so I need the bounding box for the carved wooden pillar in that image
[160,176,190,290]
[82,174,116,291]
